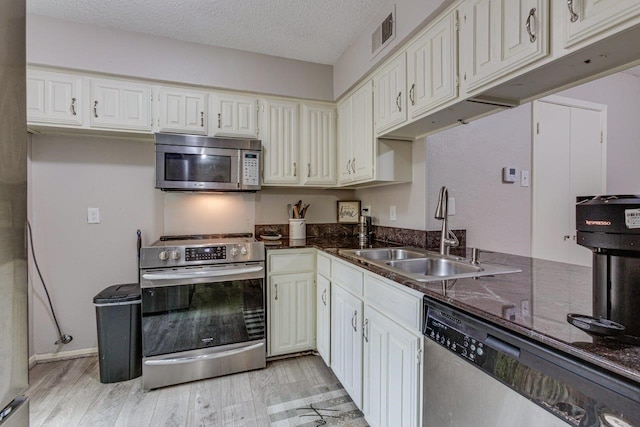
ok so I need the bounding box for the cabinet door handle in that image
[307,163,311,178]
[563,235,571,241]
[293,162,297,177]
[409,84,415,106]
[363,318,369,342]
[217,113,221,128]
[200,111,204,127]
[351,158,356,173]
[567,0,579,23]
[70,98,77,116]
[274,284,278,301]
[93,100,99,118]
[396,92,402,112]
[526,8,537,43]
[321,288,327,306]
[352,310,357,332]
[347,159,351,174]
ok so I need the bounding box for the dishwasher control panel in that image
[424,307,490,366]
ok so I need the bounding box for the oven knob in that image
[171,250,181,260]
[240,246,248,256]
[159,250,169,261]
[230,247,238,257]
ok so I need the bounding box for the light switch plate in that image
[87,207,100,224]
[390,205,396,221]
[521,170,530,187]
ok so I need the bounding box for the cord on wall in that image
[27,220,73,345]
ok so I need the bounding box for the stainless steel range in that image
[139,233,265,390]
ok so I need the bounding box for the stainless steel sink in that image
[338,247,521,282]
[350,248,427,261]
[385,258,483,277]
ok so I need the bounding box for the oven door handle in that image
[144,342,264,366]
[142,265,263,281]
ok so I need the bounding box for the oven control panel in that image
[185,246,226,262]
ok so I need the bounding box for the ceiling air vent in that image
[371,5,396,59]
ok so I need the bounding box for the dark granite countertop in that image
[261,235,640,386]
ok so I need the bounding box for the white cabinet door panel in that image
[90,79,151,131]
[27,70,83,126]
[260,98,299,185]
[301,103,336,186]
[461,0,548,92]
[269,272,315,356]
[331,284,363,409]
[407,11,458,118]
[316,273,331,365]
[363,306,421,427]
[373,54,407,134]
[564,0,640,47]
[158,87,207,135]
[210,93,258,138]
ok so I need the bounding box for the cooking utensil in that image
[300,204,309,218]
[287,204,293,219]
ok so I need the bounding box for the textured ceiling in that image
[27,0,388,65]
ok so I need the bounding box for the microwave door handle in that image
[142,265,264,281]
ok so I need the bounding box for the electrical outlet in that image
[362,205,371,216]
[390,205,397,221]
[87,207,100,224]
[521,170,530,187]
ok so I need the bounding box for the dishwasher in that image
[422,297,640,427]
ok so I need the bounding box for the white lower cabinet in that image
[269,272,316,356]
[330,284,364,408]
[267,249,316,357]
[363,306,422,427]
[316,272,331,365]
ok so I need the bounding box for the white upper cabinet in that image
[157,86,207,135]
[209,93,258,138]
[373,54,407,135]
[338,81,374,186]
[406,10,459,119]
[260,98,300,185]
[563,0,640,48]
[301,103,336,186]
[90,78,152,132]
[460,0,549,93]
[27,69,83,127]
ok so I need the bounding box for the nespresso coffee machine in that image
[576,195,640,339]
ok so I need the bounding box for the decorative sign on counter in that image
[337,200,361,224]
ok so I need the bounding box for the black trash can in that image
[93,283,142,383]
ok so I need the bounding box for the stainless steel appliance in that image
[155,133,261,192]
[576,195,640,339]
[0,0,29,425]
[423,297,640,426]
[357,214,372,247]
[139,234,266,390]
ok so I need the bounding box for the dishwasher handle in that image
[486,335,521,359]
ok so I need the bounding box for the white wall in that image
[255,188,355,225]
[28,134,163,356]
[425,105,532,255]
[27,14,334,102]
[333,0,451,98]
[355,137,427,230]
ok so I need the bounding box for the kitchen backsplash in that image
[255,223,466,252]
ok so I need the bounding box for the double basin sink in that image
[338,247,520,282]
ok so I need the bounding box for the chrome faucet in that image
[434,186,459,256]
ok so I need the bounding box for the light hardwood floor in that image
[25,355,359,426]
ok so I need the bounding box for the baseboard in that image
[32,347,98,364]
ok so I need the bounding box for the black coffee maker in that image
[576,195,640,339]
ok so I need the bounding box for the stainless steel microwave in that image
[155,133,261,192]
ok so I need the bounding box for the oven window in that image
[164,153,232,183]
[141,279,264,357]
